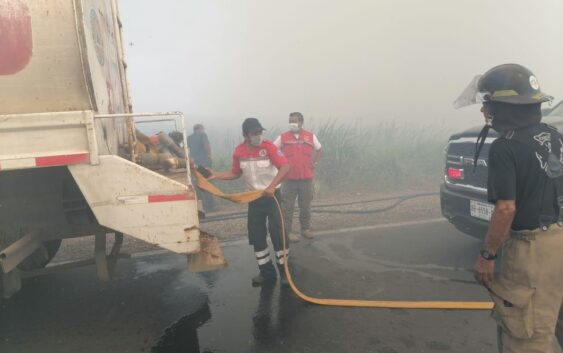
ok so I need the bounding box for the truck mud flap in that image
[68,155,200,254]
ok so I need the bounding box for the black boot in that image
[252,264,277,287]
[252,273,277,287]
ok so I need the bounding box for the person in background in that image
[210,118,290,286]
[188,124,215,212]
[274,112,322,242]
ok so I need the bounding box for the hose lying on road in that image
[308,192,438,214]
[195,171,493,310]
[202,192,439,222]
[311,192,438,208]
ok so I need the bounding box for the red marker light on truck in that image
[447,168,464,180]
[0,0,33,75]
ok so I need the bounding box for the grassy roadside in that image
[209,120,448,194]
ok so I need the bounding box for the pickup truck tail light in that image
[447,167,464,180]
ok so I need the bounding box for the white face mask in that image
[289,123,300,132]
[249,135,263,146]
[485,116,493,127]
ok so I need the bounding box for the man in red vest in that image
[274,112,322,242]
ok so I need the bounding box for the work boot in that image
[302,229,315,239]
[252,272,277,287]
[288,233,300,243]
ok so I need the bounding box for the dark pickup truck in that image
[440,100,563,238]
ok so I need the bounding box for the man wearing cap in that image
[210,118,290,286]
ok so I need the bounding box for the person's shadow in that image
[151,303,212,353]
[252,283,306,350]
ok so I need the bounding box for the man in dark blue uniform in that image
[188,124,215,212]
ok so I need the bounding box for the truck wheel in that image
[18,239,62,271]
[0,239,61,300]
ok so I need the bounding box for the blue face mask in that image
[249,135,263,146]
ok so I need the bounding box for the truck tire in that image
[17,239,62,271]
[0,238,61,300]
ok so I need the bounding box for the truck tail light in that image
[447,167,464,180]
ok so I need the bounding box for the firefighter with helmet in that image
[455,63,563,352]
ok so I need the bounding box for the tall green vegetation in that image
[210,120,447,192]
[312,120,446,190]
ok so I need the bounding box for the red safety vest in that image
[280,130,315,180]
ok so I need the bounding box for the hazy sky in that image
[120,0,563,131]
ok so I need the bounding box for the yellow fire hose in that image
[195,171,493,310]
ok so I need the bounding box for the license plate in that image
[470,200,494,221]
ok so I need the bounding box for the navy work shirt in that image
[187,132,211,167]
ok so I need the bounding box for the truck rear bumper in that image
[0,111,99,171]
[440,183,490,239]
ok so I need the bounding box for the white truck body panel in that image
[0,0,202,260]
[0,111,99,169]
[0,0,92,113]
[0,0,132,155]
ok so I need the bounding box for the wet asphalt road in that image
[1,220,561,353]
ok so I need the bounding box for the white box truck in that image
[0,0,217,298]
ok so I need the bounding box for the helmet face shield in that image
[454,64,554,109]
[453,75,487,109]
